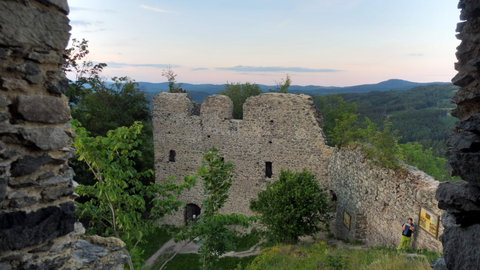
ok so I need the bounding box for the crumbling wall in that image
[153,92,334,225]
[329,147,443,252]
[153,92,442,254]
[435,0,480,269]
[0,1,128,269]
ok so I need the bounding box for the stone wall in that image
[153,92,334,225]
[0,1,128,269]
[153,92,443,252]
[435,0,480,269]
[329,147,443,252]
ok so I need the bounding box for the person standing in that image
[397,218,415,251]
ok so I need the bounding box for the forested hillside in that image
[315,84,458,157]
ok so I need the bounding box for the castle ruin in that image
[153,92,443,252]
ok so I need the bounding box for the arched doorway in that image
[184,203,201,225]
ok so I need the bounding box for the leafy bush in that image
[73,121,195,268]
[250,170,332,244]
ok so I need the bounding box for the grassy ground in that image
[244,242,440,270]
[151,254,255,270]
[138,226,174,262]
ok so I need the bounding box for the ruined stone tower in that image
[153,92,334,225]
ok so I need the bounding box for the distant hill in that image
[137,79,449,103]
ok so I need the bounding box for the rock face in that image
[153,93,443,252]
[436,1,480,269]
[0,1,128,269]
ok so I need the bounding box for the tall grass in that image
[245,242,433,270]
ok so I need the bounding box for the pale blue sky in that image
[68,0,460,86]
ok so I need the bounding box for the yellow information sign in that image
[343,211,351,230]
[418,207,439,237]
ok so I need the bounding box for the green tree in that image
[250,170,332,244]
[360,120,402,170]
[277,74,291,93]
[162,67,186,93]
[63,38,107,105]
[72,76,150,136]
[73,120,195,268]
[64,39,154,185]
[220,82,261,119]
[172,149,251,270]
[399,142,457,181]
[316,95,358,146]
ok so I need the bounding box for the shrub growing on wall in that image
[250,170,332,244]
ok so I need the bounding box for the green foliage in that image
[316,95,456,176]
[220,83,261,119]
[72,76,150,137]
[250,170,332,244]
[63,38,107,105]
[318,84,458,156]
[277,74,291,93]
[316,95,359,146]
[399,142,458,181]
[65,38,154,186]
[73,121,195,268]
[162,67,186,93]
[176,149,252,270]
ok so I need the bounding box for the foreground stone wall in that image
[329,147,443,252]
[0,1,128,269]
[153,92,334,225]
[436,0,480,269]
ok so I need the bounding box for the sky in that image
[68,0,461,86]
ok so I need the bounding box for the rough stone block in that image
[0,177,6,202]
[20,126,70,150]
[442,224,480,270]
[17,95,70,124]
[10,155,54,177]
[45,71,69,95]
[41,184,73,202]
[27,51,63,64]
[0,78,29,92]
[0,202,75,252]
[35,0,70,14]
[0,1,70,50]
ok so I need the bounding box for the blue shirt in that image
[402,223,414,237]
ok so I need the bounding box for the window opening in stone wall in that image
[169,150,176,162]
[265,162,272,178]
[184,203,201,225]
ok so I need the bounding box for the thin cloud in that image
[70,7,115,13]
[217,65,341,73]
[140,4,173,13]
[70,20,92,27]
[106,62,180,69]
[192,67,209,71]
[408,53,424,57]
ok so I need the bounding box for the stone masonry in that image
[0,1,128,269]
[329,147,443,252]
[435,0,480,269]
[153,93,333,224]
[153,92,443,251]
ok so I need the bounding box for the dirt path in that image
[143,239,261,268]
